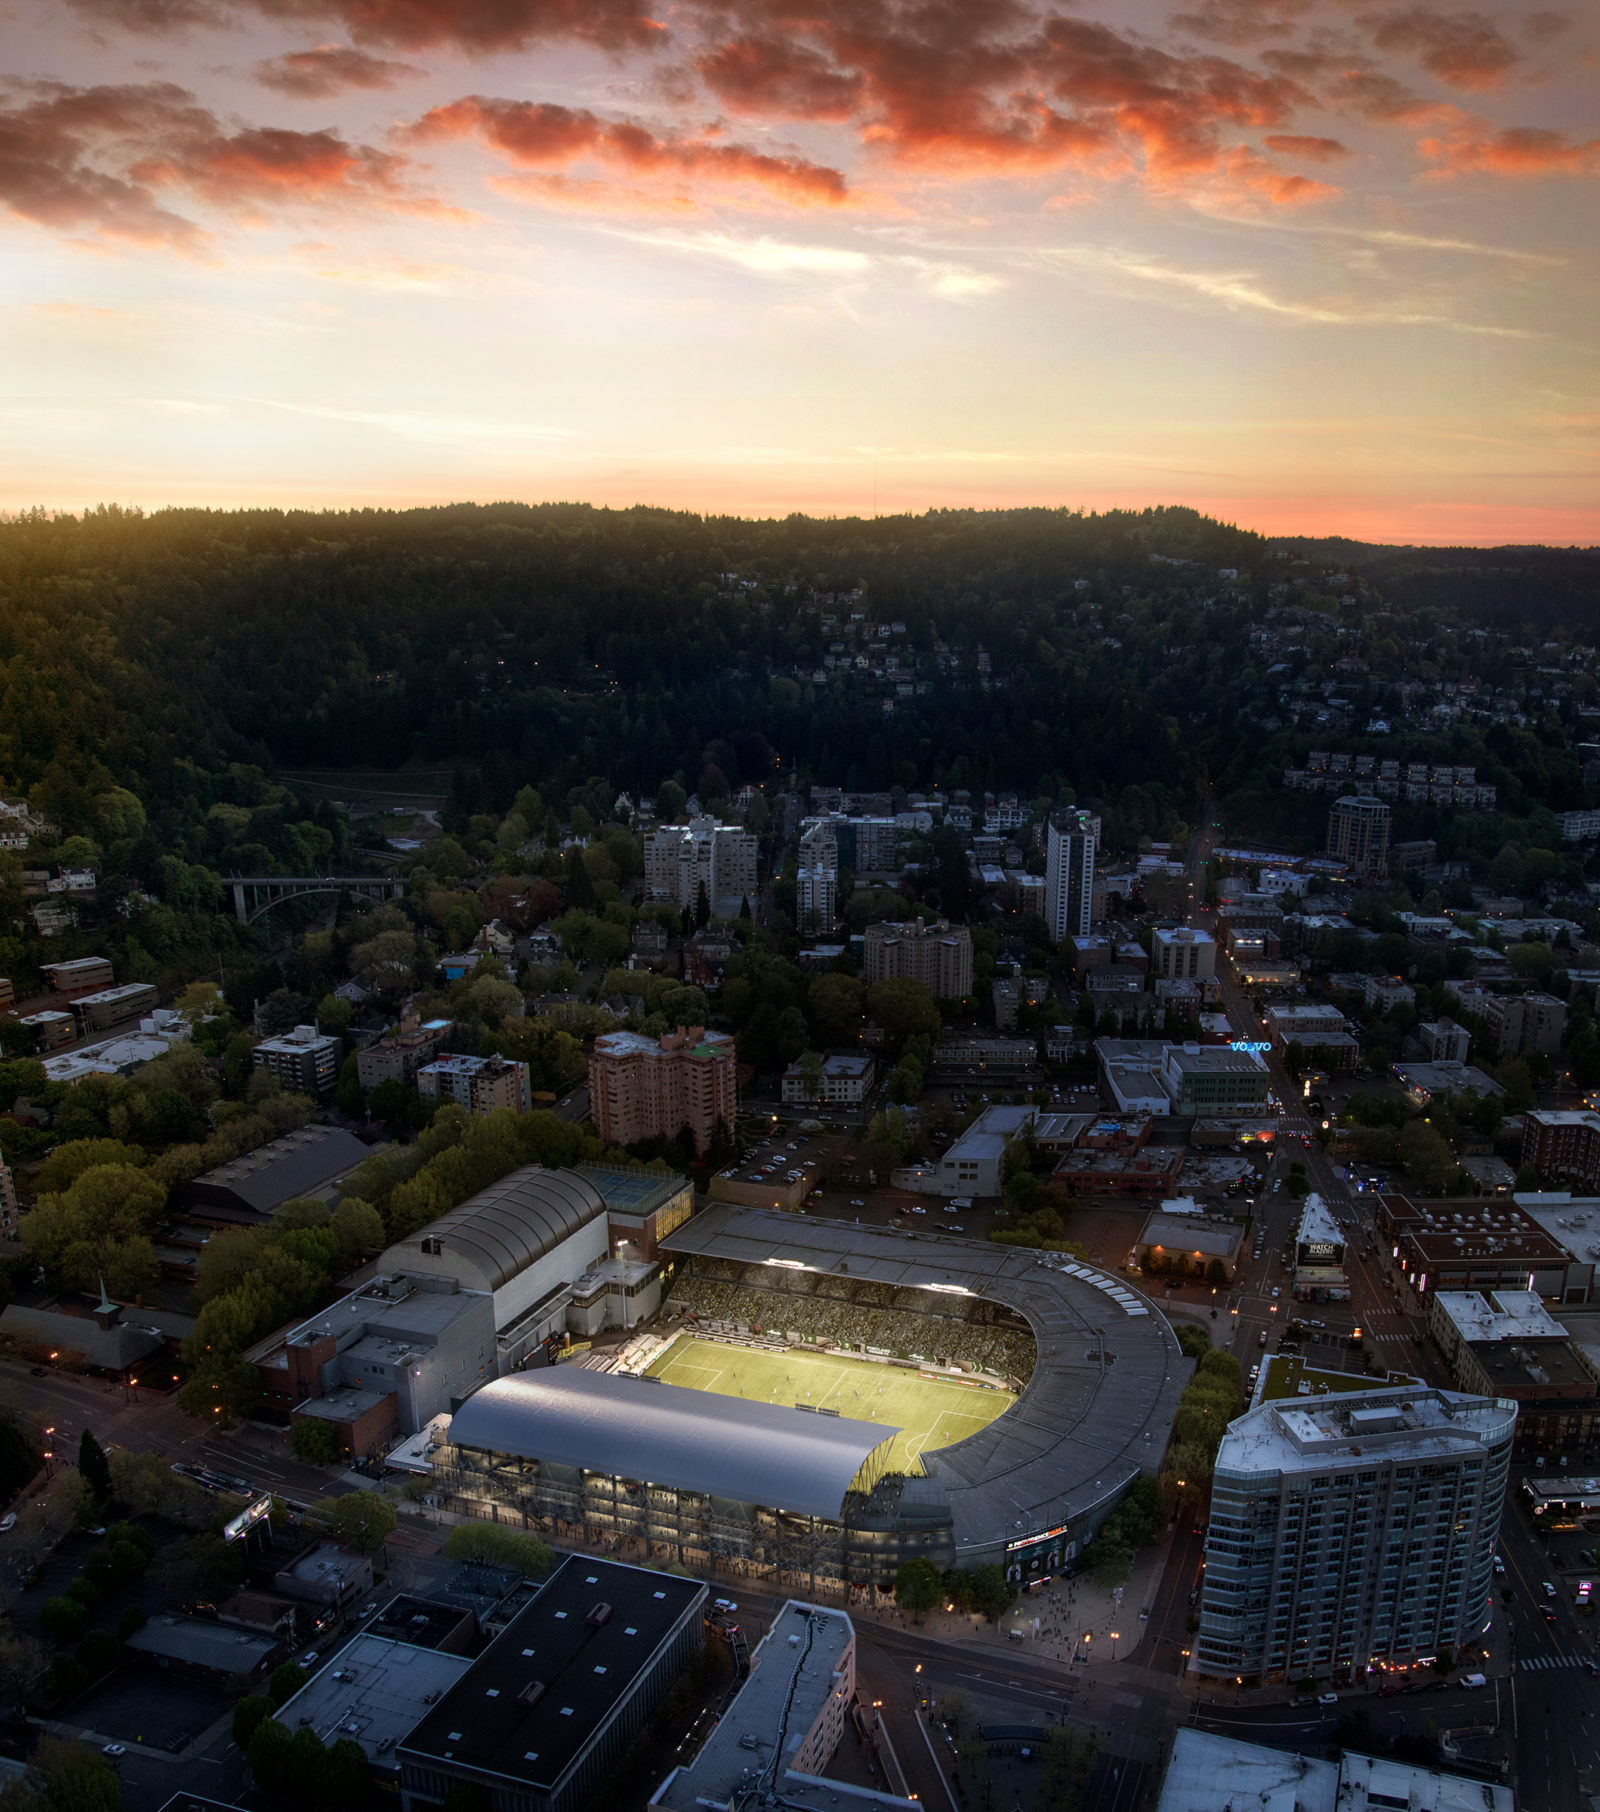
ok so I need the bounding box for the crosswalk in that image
[1519,1653,1589,1671]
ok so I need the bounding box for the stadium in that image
[437,1202,1187,1594]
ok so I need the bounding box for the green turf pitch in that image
[643,1336,1016,1475]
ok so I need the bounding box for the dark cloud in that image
[0,78,434,249]
[1359,7,1521,89]
[254,44,425,96]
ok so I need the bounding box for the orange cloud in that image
[407,96,849,205]
[697,37,865,120]
[490,172,705,216]
[254,44,424,97]
[1419,119,1600,174]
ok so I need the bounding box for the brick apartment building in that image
[417,1053,533,1117]
[861,918,973,999]
[1523,1110,1600,1190]
[588,1027,738,1155]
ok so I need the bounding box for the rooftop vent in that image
[586,1602,613,1628]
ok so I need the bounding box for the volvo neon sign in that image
[1230,1040,1271,1055]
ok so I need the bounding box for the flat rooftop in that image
[126,1615,276,1674]
[399,1558,705,1793]
[368,1595,477,1652]
[276,1634,473,1767]
[1156,1729,1338,1812]
[653,1602,862,1812]
[1218,1385,1516,1477]
[249,1272,486,1372]
[1433,1289,1566,1343]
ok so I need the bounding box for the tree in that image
[894,1557,943,1620]
[2,1738,121,1812]
[233,1694,275,1751]
[323,1738,370,1803]
[289,1419,344,1465]
[442,1521,552,1577]
[1399,1118,1457,1196]
[269,1662,308,1707]
[315,1490,397,1553]
[77,1432,112,1508]
[1176,1324,1211,1360]
[967,1564,1016,1621]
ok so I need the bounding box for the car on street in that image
[1317,1693,1338,1706]
[102,1746,125,1758]
[850,1199,865,1207]
[713,1598,738,1614]
[0,1515,15,1533]
[1543,1580,1557,1598]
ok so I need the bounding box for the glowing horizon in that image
[3,0,1597,547]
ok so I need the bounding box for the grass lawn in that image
[644,1336,1015,1475]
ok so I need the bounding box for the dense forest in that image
[3,500,1599,998]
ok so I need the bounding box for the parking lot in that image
[67,1666,226,1753]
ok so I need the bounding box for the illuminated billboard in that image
[222,1494,273,1543]
[1004,1524,1075,1584]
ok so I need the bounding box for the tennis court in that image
[643,1335,1015,1475]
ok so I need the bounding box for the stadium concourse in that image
[436,1206,1187,1597]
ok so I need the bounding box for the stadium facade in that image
[435,1205,1187,1592]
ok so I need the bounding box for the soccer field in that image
[643,1336,1015,1476]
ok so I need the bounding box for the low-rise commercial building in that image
[1377,1191,1588,1302]
[126,1614,279,1686]
[275,1542,374,1608]
[1392,1060,1504,1108]
[398,1559,705,1812]
[275,1633,475,1779]
[1153,1730,1510,1812]
[1056,1118,1185,1197]
[1136,1212,1242,1280]
[781,1052,875,1108]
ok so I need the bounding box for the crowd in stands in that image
[666,1272,1036,1381]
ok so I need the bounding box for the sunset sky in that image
[3,0,1596,542]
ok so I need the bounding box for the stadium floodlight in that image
[921,1282,974,1296]
[763,1258,812,1270]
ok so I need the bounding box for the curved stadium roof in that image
[449,1371,900,1521]
[400,1167,607,1290]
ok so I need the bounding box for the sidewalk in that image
[847,1538,1172,1667]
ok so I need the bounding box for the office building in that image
[861,918,973,999]
[1161,1044,1271,1116]
[1045,808,1096,943]
[417,1053,533,1117]
[252,1023,341,1098]
[357,1015,453,1091]
[588,1027,737,1155]
[651,1601,913,1812]
[1326,795,1390,882]
[1196,1384,1515,1681]
[398,1558,705,1812]
[1151,926,1216,983]
[643,818,758,916]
